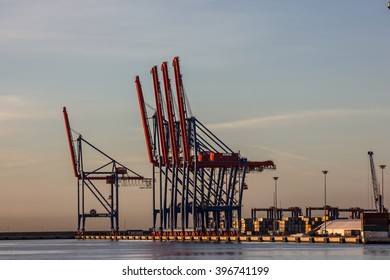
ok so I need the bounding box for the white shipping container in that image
[363,231,389,238]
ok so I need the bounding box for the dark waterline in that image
[0,239,390,260]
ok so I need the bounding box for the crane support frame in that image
[134,57,276,235]
[63,107,151,235]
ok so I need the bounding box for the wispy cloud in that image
[0,95,56,122]
[248,144,363,174]
[0,154,42,168]
[208,108,390,130]
[250,144,336,166]
[0,96,24,103]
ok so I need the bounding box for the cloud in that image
[0,95,25,121]
[0,154,42,168]
[250,144,336,166]
[0,95,24,103]
[207,108,390,130]
[0,95,56,122]
[248,144,363,174]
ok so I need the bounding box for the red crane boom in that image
[62,107,79,178]
[135,76,155,165]
[161,61,179,165]
[151,66,169,166]
[172,56,191,163]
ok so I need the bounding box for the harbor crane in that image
[368,151,385,213]
[135,57,276,236]
[63,107,151,235]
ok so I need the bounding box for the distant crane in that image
[368,151,384,213]
[63,107,151,235]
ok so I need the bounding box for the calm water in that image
[0,239,390,260]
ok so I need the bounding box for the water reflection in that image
[363,245,390,258]
[0,240,389,260]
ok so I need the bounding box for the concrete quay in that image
[0,231,76,240]
[79,234,363,244]
[4,232,389,244]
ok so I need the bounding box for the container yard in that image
[71,211,390,244]
[62,57,390,244]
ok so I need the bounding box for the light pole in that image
[379,165,386,212]
[322,170,328,235]
[273,177,279,235]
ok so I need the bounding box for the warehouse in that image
[316,219,361,236]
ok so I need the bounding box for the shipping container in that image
[362,218,388,226]
[197,151,211,162]
[344,230,361,237]
[322,215,329,221]
[363,231,389,238]
[210,152,239,162]
[363,225,389,232]
[115,167,127,174]
[362,213,388,219]
[362,213,389,233]
[106,176,115,184]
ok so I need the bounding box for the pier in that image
[76,234,365,244]
[0,231,75,240]
[3,231,390,244]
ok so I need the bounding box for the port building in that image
[315,219,361,236]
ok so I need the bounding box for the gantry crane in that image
[63,107,151,235]
[251,207,302,220]
[135,57,276,236]
[368,151,384,213]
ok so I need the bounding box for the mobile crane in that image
[368,151,384,212]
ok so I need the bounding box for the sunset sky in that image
[1,0,390,231]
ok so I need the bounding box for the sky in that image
[1,0,390,232]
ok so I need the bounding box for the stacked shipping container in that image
[241,216,326,235]
[361,213,389,240]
